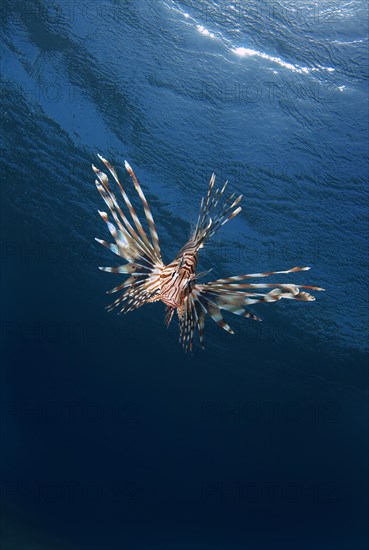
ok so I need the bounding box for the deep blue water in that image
[1,1,368,548]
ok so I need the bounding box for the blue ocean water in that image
[1,0,368,548]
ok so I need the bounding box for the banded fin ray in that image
[92,156,325,352]
[98,155,161,263]
[92,164,159,265]
[172,265,325,351]
[93,157,164,315]
[192,173,242,250]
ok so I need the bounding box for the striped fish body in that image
[93,157,325,351]
[160,241,198,308]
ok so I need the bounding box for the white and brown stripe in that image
[92,157,325,351]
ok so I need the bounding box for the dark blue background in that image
[1,1,368,548]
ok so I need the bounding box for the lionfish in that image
[92,155,324,351]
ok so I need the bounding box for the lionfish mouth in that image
[92,156,325,352]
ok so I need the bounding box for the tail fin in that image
[192,173,242,250]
